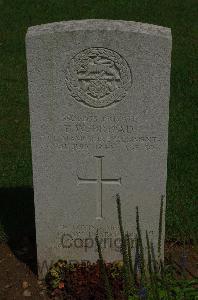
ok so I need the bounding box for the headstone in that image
[26,20,172,277]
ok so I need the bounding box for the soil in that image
[0,242,49,300]
[0,239,197,299]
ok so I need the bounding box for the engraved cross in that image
[77,156,121,219]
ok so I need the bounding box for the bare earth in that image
[0,243,49,300]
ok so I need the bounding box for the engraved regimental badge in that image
[65,47,132,108]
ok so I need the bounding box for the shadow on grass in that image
[0,187,37,274]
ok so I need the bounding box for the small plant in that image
[116,193,133,297]
[46,259,124,299]
[46,195,198,299]
[136,206,145,283]
[158,195,164,260]
[95,194,198,299]
[95,230,113,300]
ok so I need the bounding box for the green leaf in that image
[128,296,139,300]
[158,288,167,297]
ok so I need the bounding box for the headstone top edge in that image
[26,19,171,39]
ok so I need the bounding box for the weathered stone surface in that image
[26,19,172,277]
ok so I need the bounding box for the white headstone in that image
[26,20,172,277]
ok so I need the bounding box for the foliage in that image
[46,194,198,299]
[116,193,133,297]
[96,194,198,299]
[95,229,113,299]
[46,260,124,299]
[46,258,198,299]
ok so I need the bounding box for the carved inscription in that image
[54,113,161,152]
[66,48,132,108]
[59,224,154,252]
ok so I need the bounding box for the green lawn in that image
[0,0,197,240]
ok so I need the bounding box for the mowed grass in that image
[0,0,197,240]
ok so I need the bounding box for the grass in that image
[0,0,197,240]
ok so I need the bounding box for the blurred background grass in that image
[0,0,197,240]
